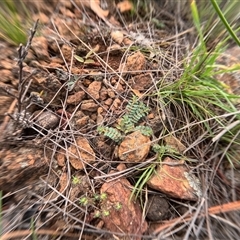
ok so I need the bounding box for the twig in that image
[212,120,240,143]
[17,19,39,115]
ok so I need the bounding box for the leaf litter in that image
[0,0,240,239]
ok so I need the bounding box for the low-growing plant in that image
[114,202,122,211]
[102,210,110,217]
[72,176,81,185]
[79,193,123,218]
[74,45,100,65]
[152,1,240,135]
[97,96,152,142]
[79,196,88,206]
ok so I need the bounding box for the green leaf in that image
[210,0,240,46]
[84,59,95,64]
[74,55,84,63]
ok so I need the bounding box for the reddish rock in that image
[97,114,104,124]
[76,116,90,128]
[119,51,146,73]
[1,69,13,83]
[67,91,85,105]
[147,157,202,201]
[115,82,124,93]
[100,178,147,239]
[129,73,153,91]
[1,59,13,70]
[81,99,98,112]
[68,137,95,170]
[104,98,113,106]
[107,89,115,98]
[34,111,60,130]
[61,44,73,63]
[112,98,121,109]
[118,131,151,162]
[164,135,186,153]
[99,86,108,100]
[0,96,13,123]
[56,149,65,167]
[31,36,50,62]
[87,81,102,100]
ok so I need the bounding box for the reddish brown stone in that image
[81,99,98,112]
[68,137,95,170]
[119,51,146,73]
[147,157,202,201]
[87,81,102,100]
[118,131,151,162]
[101,178,147,239]
[67,91,85,105]
[31,36,50,62]
[129,73,153,91]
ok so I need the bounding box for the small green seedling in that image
[114,202,122,211]
[94,210,101,218]
[102,210,110,217]
[74,45,99,65]
[72,176,81,185]
[100,193,107,201]
[93,193,107,202]
[79,197,88,206]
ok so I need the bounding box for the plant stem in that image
[210,0,240,46]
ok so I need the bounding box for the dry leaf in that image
[88,0,109,19]
[164,135,186,153]
[111,30,124,44]
[132,89,143,98]
[68,137,95,170]
[117,0,133,13]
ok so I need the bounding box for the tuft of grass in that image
[156,0,240,133]
[0,0,31,45]
[131,163,156,200]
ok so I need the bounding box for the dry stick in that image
[0,20,39,140]
[153,200,240,235]
[17,19,39,114]
[212,120,240,143]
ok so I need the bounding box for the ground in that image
[0,1,240,239]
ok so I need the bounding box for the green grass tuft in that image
[0,0,31,45]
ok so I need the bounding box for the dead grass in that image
[1,0,240,239]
